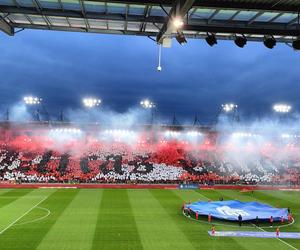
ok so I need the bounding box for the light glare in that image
[273,104,291,113]
[23,96,42,105]
[83,98,101,108]
[140,99,155,109]
[173,18,184,28]
[222,103,238,112]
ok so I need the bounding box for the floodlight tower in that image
[23,95,42,121]
[82,97,102,123]
[140,99,156,124]
[221,103,239,122]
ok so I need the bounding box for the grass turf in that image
[0,188,298,250]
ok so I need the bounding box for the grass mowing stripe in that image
[0,196,48,235]
[0,189,33,208]
[254,224,299,250]
[0,189,79,250]
[92,189,143,250]
[150,189,247,250]
[254,190,300,208]
[0,189,48,233]
[194,189,234,201]
[244,190,300,249]
[0,189,12,196]
[37,189,102,250]
[172,189,210,203]
[128,189,195,250]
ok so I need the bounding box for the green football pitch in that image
[0,188,299,250]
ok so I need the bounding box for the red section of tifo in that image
[0,123,299,186]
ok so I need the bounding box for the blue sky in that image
[0,29,299,123]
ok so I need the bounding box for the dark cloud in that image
[0,30,299,124]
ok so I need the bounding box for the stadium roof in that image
[0,0,300,44]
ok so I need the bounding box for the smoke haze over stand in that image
[3,101,300,172]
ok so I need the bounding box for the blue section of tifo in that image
[208,231,300,239]
[186,200,288,221]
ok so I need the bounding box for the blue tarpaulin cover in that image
[186,200,288,221]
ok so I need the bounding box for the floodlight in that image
[234,36,247,48]
[23,96,42,105]
[273,104,291,113]
[187,131,202,137]
[165,130,180,137]
[232,132,258,138]
[222,103,238,112]
[83,98,101,108]
[173,17,184,28]
[263,36,276,49]
[281,134,291,139]
[205,34,217,47]
[292,37,300,50]
[50,128,81,134]
[140,99,155,109]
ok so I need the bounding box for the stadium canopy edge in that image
[83,0,300,13]
[0,0,299,43]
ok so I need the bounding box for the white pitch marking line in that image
[195,192,210,201]
[14,207,51,226]
[0,196,48,235]
[252,223,299,250]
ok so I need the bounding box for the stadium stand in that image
[0,135,299,185]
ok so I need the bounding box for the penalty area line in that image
[0,196,48,235]
[252,223,299,250]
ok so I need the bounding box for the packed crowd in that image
[0,140,299,185]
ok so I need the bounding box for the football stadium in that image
[1,0,300,249]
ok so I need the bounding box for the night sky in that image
[0,29,299,124]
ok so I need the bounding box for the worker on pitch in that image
[208,213,212,223]
[211,225,216,235]
[255,216,259,227]
[238,214,242,227]
[270,216,273,227]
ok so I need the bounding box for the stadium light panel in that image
[186,131,202,137]
[281,133,291,139]
[273,104,291,113]
[234,36,247,48]
[205,34,217,47]
[83,98,101,108]
[50,128,81,134]
[165,130,180,137]
[222,103,238,112]
[263,36,276,49]
[232,132,259,138]
[140,99,155,109]
[23,96,42,105]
